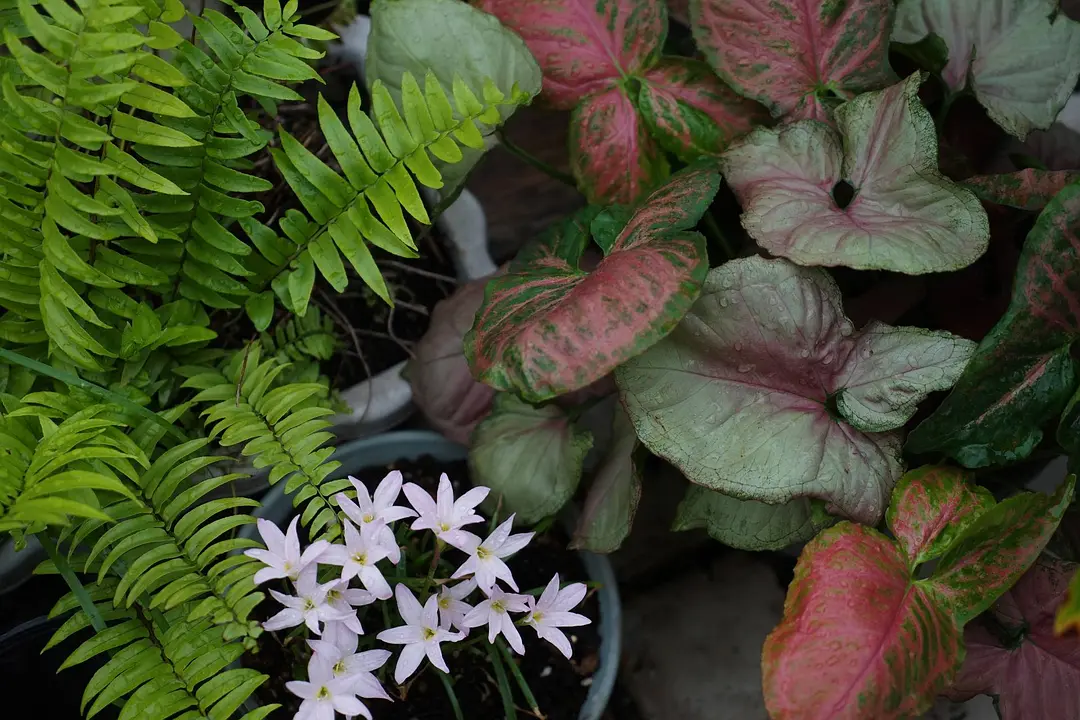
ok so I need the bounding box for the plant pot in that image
[0,615,118,719]
[242,430,621,720]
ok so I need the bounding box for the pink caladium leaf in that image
[469,392,593,524]
[893,0,1080,138]
[636,57,767,161]
[570,406,643,553]
[570,85,670,204]
[907,181,1080,466]
[404,276,498,446]
[720,73,990,274]
[465,163,720,402]
[615,256,972,524]
[947,558,1080,720]
[475,0,666,109]
[690,0,895,122]
[763,466,1075,720]
[964,170,1080,212]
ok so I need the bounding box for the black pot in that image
[0,589,118,720]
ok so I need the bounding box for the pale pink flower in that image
[324,583,375,635]
[321,520,392,599]
[523,574,591,659]
[403,475,489,549]
[452,514,534,592]
[436,578,476,633]
[245,516,328,585]
[462,585,529,654]
[264,571,352,635]
[335,470,415,563]
[376,584,465,684]
[308,639,392,706]
[287,673,371,720]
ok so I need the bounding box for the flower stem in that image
[701,211,736,263]
[496,638,544,719]
[496,130,578,189]
[420,539,444,603]
[39,534,106,633]
[436,669,466,720]
[487,640,519,719]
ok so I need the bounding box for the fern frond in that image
[65,437,266,641]
[0,0,199,371]
[260,306,337,385]
[131,1,333,315]
[263,69,530,314]
[181,342,348,539]
[46,585,275,719]
[0,404,145,538]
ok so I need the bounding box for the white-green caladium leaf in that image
[570,406,642,553]
[468,392,593,524]
[835,323,976,432]
[893,0,1080,139]
[719,73,989,274]
[616,256,972,524]
[366,0,542,203]
[673,486,835,552]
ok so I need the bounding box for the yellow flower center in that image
[351,552,367,565]
[476,546,491,560]
[439,522,451,532]
[492,600,506,614]
[423,627,437,640]
[363,513,375,523]
[334,660,347,676]
[315,686,331,700]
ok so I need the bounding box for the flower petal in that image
[503,619,526,655]
[495,531,534,559]
[263,608,304,631]
[454,486,491,517]
[394,583,425,626]
[491,558,519,591]
[377,625,425,645]
[436,474,455,522]
[394,642,427,684]
[547,611,592,628]
[351,672,391,701]
[553,582,588,612]
[444,529,480,552]
[462,602,491,628]
[256,518,286,558]
[537,574,561,611]
[352,649,392,673]
[285,516,302,564]
[374,470,403,510]
[360,567,393,600]
[253,566,287,586]
[426,640,450,674]
[381,506,418,523]
[540,625,574,659]
[336,493,365,527]
[403,482,437,517]
[299,539,330,568]
[487,514,516,549]
[332,695,367,717]
[286,680,316,700]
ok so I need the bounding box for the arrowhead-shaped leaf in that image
[719,74,990,274]
[405,277,496,446]
[570,85,670,204]
[763,466,1075,720]
[690,0,895,121]
[570,406,642,553]
[964,169,1080,212]
[468,392,593,524]
[907,181,1080,466]
[475,0,666,109]
[615,256,972,524]
[893,0,1080,138]
[673,488,835,552]
[636,57,766,161]
[466,164,720,402]
[951,558,1080,720]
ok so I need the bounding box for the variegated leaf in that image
[570,85,669,204]
[636,57,766,161]
[894,0,1080,138]
[466,163,720,402]
[763,466,1074,720]
[907,181,1080,466]
[615,256,971,524]
[691,0,895,121]
[475,0,666,109]
[964,170,1080,212]
[673,487,835,551]
[720,74,989,274]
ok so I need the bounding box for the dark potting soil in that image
[247,456,604,720]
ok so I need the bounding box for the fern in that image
[45,581,275,719]
[0,0,199,371]
[181,342,350,539]
[131,2,335,315]
[262,70,530,315]
[0,403,144,538]
[260,306,337,387]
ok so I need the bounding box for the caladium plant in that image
[616,256,974,526]
[719,74,990,274]
[948,557,1080,720]
[763,466,1074,720]
[475,0,763,203]
[893,0,1080,139]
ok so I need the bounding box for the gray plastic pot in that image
[243,430,621,720]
